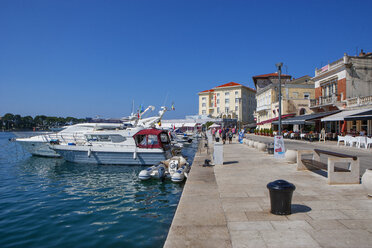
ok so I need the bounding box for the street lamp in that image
[237,97,242,131]
[276,62,283,135]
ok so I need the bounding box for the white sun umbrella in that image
[209,123,221,128]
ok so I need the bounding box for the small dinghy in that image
[138,156,190,182]
[138,163,167,180]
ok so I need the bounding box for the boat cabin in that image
[133,129,171,150]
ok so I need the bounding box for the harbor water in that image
[0,132,198,248]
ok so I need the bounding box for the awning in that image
[257,114,295,125]
[245,123,257,128]
[273,111,340,125]
[321,109,372,122]
[344,109,372,121]
[183,123,197,127]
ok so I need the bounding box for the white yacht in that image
[50,128,173,165]
[15,105,159,158]
[15,123,124,157]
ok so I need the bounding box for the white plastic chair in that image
[367,137,372,149]
[357,136,367,149]
[349,137,358,147]
[338,135,351,146]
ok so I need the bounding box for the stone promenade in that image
[164,139,372,248]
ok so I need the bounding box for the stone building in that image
[312,50,372,134]
[254,73,315,130]
[198,82,256,124]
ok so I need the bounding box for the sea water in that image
[0,132,198,248]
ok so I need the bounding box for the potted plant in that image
[270,128,273,137]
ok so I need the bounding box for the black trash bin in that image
[267,180,296,215]
[215,137,220,142]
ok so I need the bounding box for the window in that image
[235,98,239,104]
[160,133,169,143]
[148,135,159,145]
[202,103,206,107]
[235,106,238,111]
[361,120,368,133]
[110,135,126,143]
[225,92,229,96]
[202,97,206,102]
[235,91,239,96]
[217,107,220,113]
[225,107,229,113]
[304,92,310,99]
[225,99,229,104]
[217,99,220,104]
[217,93,220,98]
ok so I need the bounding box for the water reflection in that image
[0,132,198,248]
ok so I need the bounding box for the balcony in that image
[315,58,344,77]
[310,94,339,108]
[347,95,372,107]
[256,104,271,112]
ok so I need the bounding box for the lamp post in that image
[236,97,242,131]
[276,62,283,135]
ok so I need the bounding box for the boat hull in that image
[53,146,170,165]
[16,140,60,158]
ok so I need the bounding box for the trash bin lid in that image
[267,179,296,190]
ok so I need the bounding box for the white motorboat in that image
[51,128,173,165]
[138,156,190,182]
[15,123,124,157]
[15,105,163,158]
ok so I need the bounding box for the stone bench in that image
[297,149,360,184]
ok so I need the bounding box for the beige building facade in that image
[254,74,315,129]
[198,82,256,124]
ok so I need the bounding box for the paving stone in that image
[228,221,274,231]
[164,226,232,248]
[245,211,288,221]
[339,219,372,230]
[306,220,348,230]
[260,230,320,248]
[340,209,372,219]
[222,199,263,212]
[307,210,350,220]
[225,211,248,222]
[229,230,267,248]
[220,192,249,198]
[308,229,372,248]
[270,220,314,231]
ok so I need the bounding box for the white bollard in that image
[213,143,224,165]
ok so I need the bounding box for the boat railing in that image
[46,133,87,145]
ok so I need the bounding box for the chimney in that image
[359,49,366,57]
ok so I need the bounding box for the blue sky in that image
[1,0,371,119]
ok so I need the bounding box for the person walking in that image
[221,128,227,144]
[228,130,233,144]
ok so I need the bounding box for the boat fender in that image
[88,148,91,157]
[133,150,137,160]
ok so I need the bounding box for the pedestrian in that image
[228,130,233,144]
[221,128,227,144]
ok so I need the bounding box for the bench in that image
[297,149,360,184]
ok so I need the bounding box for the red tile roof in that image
[199,82,256,94]
[199,89,214,93]
[215,82,241,88]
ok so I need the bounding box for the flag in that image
[171,102,175,110]
[158,121,161,127]
[140,105,144,113]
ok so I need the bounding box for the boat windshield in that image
[86,134,126,143]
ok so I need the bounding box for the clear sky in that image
[1,0,371,119]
